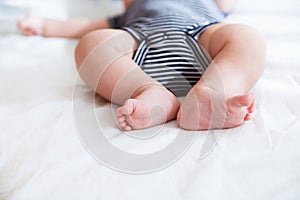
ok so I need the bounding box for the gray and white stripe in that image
[126,28,212,97]
[117,0,225,96]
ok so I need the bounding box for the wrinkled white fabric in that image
[0,0,299,199]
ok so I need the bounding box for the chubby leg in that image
[177,24,266,130]
[75,29,179,131]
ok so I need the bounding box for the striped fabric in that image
[124,25,213,97]
[108,0,225,96]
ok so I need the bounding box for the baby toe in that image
[124,125,132,131]
[117,116,126,123]
[119,122,127,127]
[244,113,252,121]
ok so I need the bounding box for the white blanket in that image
[0,0,300,199]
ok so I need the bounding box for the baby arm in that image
[18,0,133,38]
[18,16,109,38]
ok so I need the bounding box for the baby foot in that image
[17,16,44,36]
[116,85,179,131]
[177,86,256,130]
[223,94,256,128]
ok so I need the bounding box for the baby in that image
[18,0,266,131]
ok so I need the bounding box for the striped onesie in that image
[108,0,226,96]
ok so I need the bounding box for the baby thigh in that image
[74,29,145,104]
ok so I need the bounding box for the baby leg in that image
[75,29,179,131]
[177,24,266,130]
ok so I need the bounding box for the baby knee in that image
[237,25,267,67]
[220,24,266,58]
[228,24,266,49]
[74,30,109,71]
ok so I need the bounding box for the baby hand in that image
[17,16,44,36]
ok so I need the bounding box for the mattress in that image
[0,0,299,199]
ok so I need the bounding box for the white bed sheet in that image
[0,0,300,199]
